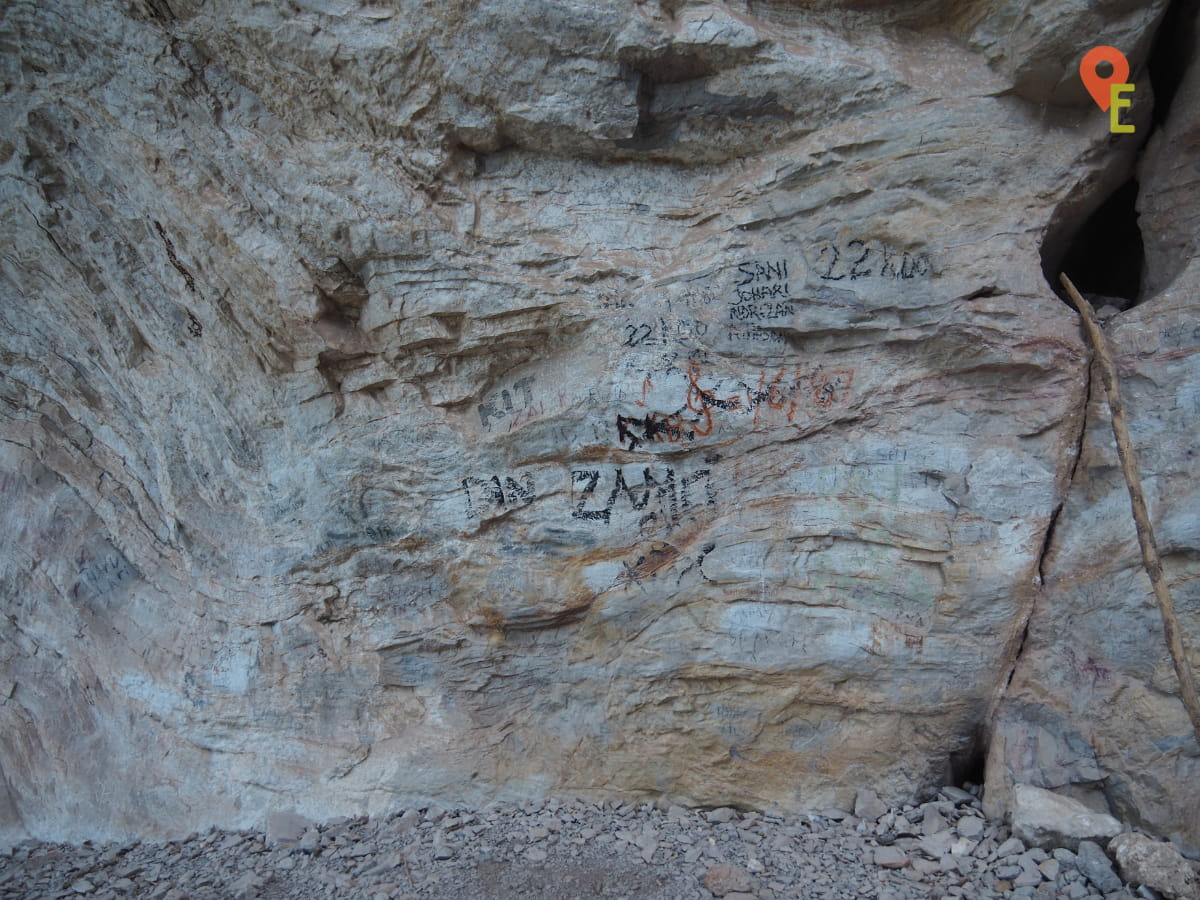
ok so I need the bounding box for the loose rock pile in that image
[1,789,1193,899]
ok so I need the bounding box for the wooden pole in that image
[1059,272,1200,743]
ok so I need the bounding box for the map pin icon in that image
[1080,46,1130,111]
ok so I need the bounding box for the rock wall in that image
[0,0,1195,854]
[985,3,1200,858]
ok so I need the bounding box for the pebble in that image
[957,816,985,839]
[0,790,1159,900]
[704,863,754,896]
[874,846,910,869]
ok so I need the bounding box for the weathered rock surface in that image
[0,0,1194,852]
[1008,784,1121,853]
[1109,832,1200,900]
[984,4,1200,858]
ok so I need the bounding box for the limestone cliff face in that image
[0,0,1195,854]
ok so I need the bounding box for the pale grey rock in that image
[922,806,949,836]
[940,787,977,807]
[984,8,1200,858]
[265,811,312,848]
[0,0,1191,853]
[957,816,985,839]
[1108,833,1199,900]
[1077,841,1124,895]
[706,809,738,825]
[703,863,754,897]
[854,789,888,823]
[998,838,1027,859]
[1008,785,1121,853]
[874,846,910,869]
[919,832,957,860]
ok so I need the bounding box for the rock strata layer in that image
[0,0,1196,853]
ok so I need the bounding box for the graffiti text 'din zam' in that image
[571,466,715,528]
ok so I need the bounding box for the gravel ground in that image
[0,788,1166,899]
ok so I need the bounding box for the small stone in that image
[668,805,690,822]
[950,836,977,856]
[70,881,95,894]
[1038,859,1060,881]
[707,807,739,824]
[526,847,547,863]
[266,811,313,848]
[922,806,949,835]
[1053,847,1079,867]
[297,828,320,854]
[704,864,754,897]
[874,846,910,869]
[854,789,889,822]
[957,816,985,839]
[940,786,977,806]
[911,857,941,876]
[528,827,550,841]
[918,831,956,859]
[230,873,262,899]
[1015,857,1043,887]
[997,837,1026,858]
[423,807,447,824]
[394,809,421,832]
[1108,833,1198,900]
[1076,840,1123,894]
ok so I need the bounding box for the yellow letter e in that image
[1110,83,1134,133]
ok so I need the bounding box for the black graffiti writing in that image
[727,327,787,344]
[622,317,709,348]
[734,283,791,303]
[570,466,714,527]
[816,240,932,281]
[735,259,788,287]
[462,473,536,519]
[478,376,536,429]
[729,301,795,322]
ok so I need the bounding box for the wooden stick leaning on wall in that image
[1059,272,1200,744]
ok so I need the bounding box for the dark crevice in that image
[1042,0,1198,310]
[616,72,674,152]
[1056,178,1144,309]
[1147,0,1200,129]
[948,728,987,790]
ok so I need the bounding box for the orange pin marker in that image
[1080,46,1130,111]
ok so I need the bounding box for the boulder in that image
[1009,784,1121,852]
[1109,833,1199,900]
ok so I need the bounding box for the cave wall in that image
[986,3,1200,858]
[1,0,1195,852]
